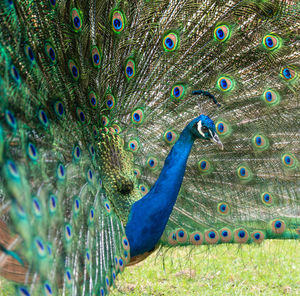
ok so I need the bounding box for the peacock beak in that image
[210,131,223,150]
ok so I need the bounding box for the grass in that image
[112,240,300,296]
[1,240,299,296]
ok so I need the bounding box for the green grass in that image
[112,240,300,296]
[1,240,299,296]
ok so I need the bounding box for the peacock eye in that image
[202,126,209,133]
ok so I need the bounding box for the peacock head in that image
[190,114,223,149]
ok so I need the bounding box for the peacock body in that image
[0,0,299,295]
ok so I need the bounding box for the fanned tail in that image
[0,1,131,294]
[0,0,299,294]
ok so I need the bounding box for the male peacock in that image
[0,0,299,295]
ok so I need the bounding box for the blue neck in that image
[125,126,195,257]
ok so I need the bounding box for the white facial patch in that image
[197,121,205,137]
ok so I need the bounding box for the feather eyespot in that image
[217,77,234,92]
[131,108,144,124]
[281,153,298,169]
[87,169,94,183]
[238,167,247,177]
[189,231,203,245]
[54,101,64,118]
[255,136,263,146]
[220,228,232,243]
[38,109,49,127]
[27,142,38,161]
[18,287,31,296]
[105,275,110,290]
[147,157,158,170]
[199,160,208,170]
[163,130,177,144]
[237,164,253,182]
[128,139,139,152]
[234,229,249,243]
[176,229,188,243]
[73,145,81,162]
[124,249,130,264]
[32,197,42,217]
[71,8,82,32]
[24,44,35,63]
[262,89,280,106]
[216,120,231,137]
[88,207,94,224]
[167,232,178,245]
[85,250,91,265]
[163,32,179,52]
[73,197,80,215]
[214,25,230,42]
[112,124,121,134]
[76,107,85,123]
[262,34,281,50]
[122,236,130,250]
[88,144,95,158]
[44,282,53,296]
[271,219,285,234]
[205,229,219,244]
[34,238,46,257]
[65,269,72,286]
[57,163,65,180]
[5,109,17,129]
[101,115,109,127]
[65,224,72,242]
[45,42,56,63]
[139,184,148,195]
[49,0,56,8]
[217,122,225,133]
[91,46,101,68]
[261,192,273,205]
[112,10,125,33]
[88,91,97,108]
[104,200,111,213]
[133,168,141,178]
[114,255,119,270]
[198,158,213,174]
[280,66,297,81]
[10,65,20,83]
[171,84,185,100]
[217,203,229,215]
[100,288,105,296]
[252,134,269,151]
[112,270,116,282]
[5,160,19,179]
[251,231,264,243]
[125,59,136,80]
[68,60,80,81]
[49,194,57,214]
[92,125,98,138]
[106,94,116,110]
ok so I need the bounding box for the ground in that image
[0,240,299,296]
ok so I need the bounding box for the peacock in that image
[0,0,299,295]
